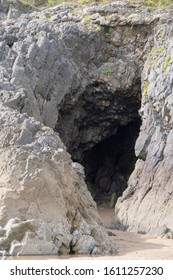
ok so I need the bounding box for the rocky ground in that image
[11,208,173,259]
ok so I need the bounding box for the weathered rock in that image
[0,104,115,255]
[148,225,173,239]
[72,235,95,254]
[114,22,173,235]
[0,0,173,256]
[0,1,152,212]
[0,0,35,21]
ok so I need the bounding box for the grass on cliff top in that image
[144,0,173,8]
[19,0,113,8]
[48,0,110,7]
[19,0,173,8]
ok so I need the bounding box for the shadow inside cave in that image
[82,120,141,207]
[55,81,142,207]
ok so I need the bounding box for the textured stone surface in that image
[114,23,173,237]
[0,104,116,255]
[0,0,173,256]
[0,1,153,213]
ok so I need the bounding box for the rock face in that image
[0,0,173,255]
[0,1,124,255]
[114,21,173,236]
[0,104,115,255]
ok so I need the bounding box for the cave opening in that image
[56,81,141,207]
[82,120,141,207]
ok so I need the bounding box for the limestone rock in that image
[114,22,173,235]
[149,226,173,239]
[72,235,95,254]
[0,0,173,256]
[0,105,115,255]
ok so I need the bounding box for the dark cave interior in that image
[56,81,142,207]
[81,120,141,207]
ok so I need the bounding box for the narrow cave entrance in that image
[56,81,141,207]
[82,120,141,207]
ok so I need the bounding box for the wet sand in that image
[97,207,173,260]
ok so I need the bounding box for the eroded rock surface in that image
[114,22,173,236]
[0,0,173,255]
[0,105,115,255]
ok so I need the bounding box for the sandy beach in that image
[96,207,173,260]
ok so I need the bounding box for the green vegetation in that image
[39,11,53,19]
[18,0,33,6]
[83,15,92,22]
[144,0,173,8]
[149,47,166,70]
[19,0,47,7]
[130,0,173,8]
[163,55,171,72]
[103,53,110,61]
[77,0,95,4]
[77,0,109,4]
[47,0,64,7]
[96,25,101,32]
[157,26,165,41]
[150,49,172,73]
[143,53,148,60]
[19,0,110,8]
[107,27,114,37]
[104,68,112,77]
[130,0,138,4]
[19,0,32,4]
[82,15,101,33]
[18,0,173,8]
[107,43,119,52]
[84,22,101,33]
[151,47,166,55]
[143,81,150,97]
[106,15,111,21]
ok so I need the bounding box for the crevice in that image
[4,35,17,48]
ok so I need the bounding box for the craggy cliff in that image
[0,0,173,255]
[114,19,173,237]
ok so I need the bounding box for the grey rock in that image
[149,226,173,239]
[114,23,173,235]
[0,227,6,237]
[0,0,173,256]
[72,235,95,254]
[0,104,115,255]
